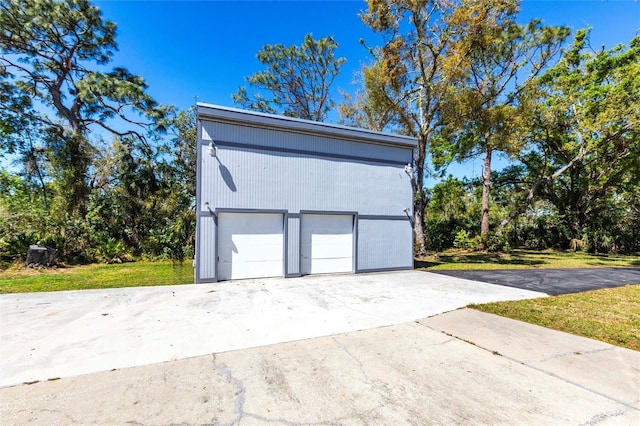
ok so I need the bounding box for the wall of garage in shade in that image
[195,104,416,283]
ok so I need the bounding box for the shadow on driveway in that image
[429,268,640,295]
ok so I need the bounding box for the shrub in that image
[89,238,133,264]
[453,230,473,249]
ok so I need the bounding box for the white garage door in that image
[217,212,284,280]
[301,214,354,275]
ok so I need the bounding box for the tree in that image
[165,106,197,200]
[435,3,568,245]
[232,33,346,121]
[0,0,168,216]
[338,61,400,131]
[500,30,640,249]
[16,121,50,210]
[153,106,197,262]
[423,176,479,250]
[359,0,523,255]
[0,169,50,264]
[80,106,197,264]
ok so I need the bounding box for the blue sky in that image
[27,1,639,182]
[93,0,639,183]
[95,0,639,114]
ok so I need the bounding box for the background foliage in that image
[1,0,638,270]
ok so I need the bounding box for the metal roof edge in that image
[196,102,417,148]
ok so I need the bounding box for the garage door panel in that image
[219,260,281,280]
[301,215,352,236]
[309,257,353,274]
[217,212,284,280]
[218,213,282,234]
[310,234,352,258]
[223,235,282,260]
[219,247,282,263]
[301,214,353,275]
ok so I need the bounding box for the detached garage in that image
[195,103,416,283]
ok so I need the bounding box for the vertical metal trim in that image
[214,212,219,281]
[195,118,203,284]
[283,211,288,277]
[353,212,359,273]
[298,214,303,276]
[285,215,300,277]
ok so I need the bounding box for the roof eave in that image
[196,103,417,148]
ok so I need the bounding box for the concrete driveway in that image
[1,271,639,424]
[431,267,640,295]
[0,270,544,388]
[1,309,638,425]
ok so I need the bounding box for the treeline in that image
[0,108,196,265]
[422,27,640,255]
[425,175,639,254]
[232,0,639,256]
[1,0,639,268]
[0,0,197,266]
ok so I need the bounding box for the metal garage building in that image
[195,103,416,283]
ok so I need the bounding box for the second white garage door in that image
[217,212,284,280]
[301,214,354,275]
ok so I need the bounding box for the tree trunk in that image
[480,144,493,244]
[413,195,428,256]
[52,132,90,218]
[412,134,429,257]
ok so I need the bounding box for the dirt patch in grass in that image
[469,285,640,351]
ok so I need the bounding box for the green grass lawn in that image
[469,285,640,351]
[0,261,194,294]
[416,249,640,270]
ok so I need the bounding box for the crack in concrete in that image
[422,326,640,413]
[331,336,365,371]
[535,346,614,363]
[413,320,473,348]
[334,406,380,426]
[31,408,79,424]
[210,354,349,426]
[211,354,246,426]
[581,405,638,425]
[241,411,346,426]
[508,356,639,412]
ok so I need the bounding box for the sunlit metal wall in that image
[195,104,416,283]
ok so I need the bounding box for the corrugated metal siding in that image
[202,120,410,164]
[199,146,413,216]
[357,219,413,271]
[198,215,217,280]
[198,103,416,148]
[287,216,300,275]
[197,113,415,280]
